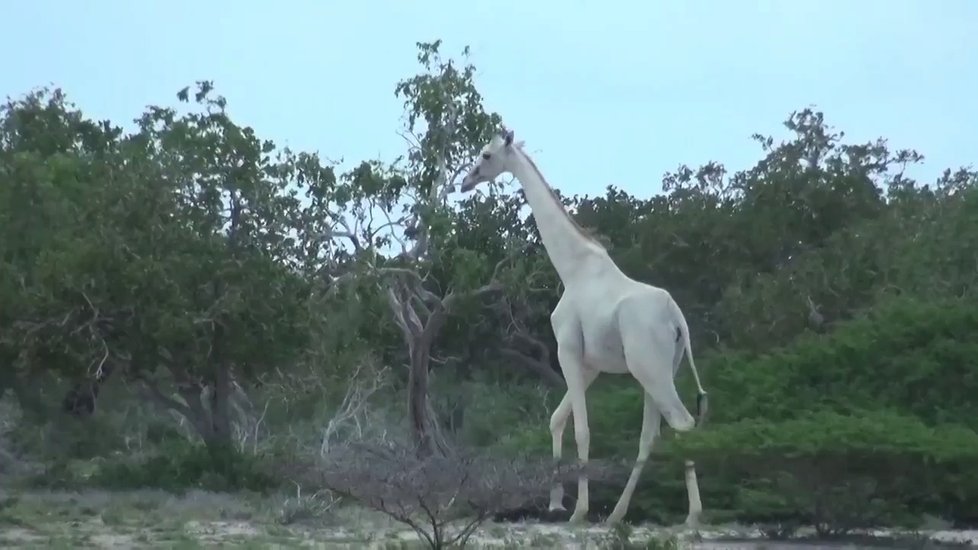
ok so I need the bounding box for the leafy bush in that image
[8,412,128,462]
[88,440,280,493]
[671,410,978,534]
[696,296,978,427]
[499,297,978,528]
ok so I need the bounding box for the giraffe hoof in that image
[540,508,570,523]
[605,512,624,526]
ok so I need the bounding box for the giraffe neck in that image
[510,148,611,283]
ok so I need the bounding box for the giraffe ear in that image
[503,129,515,146]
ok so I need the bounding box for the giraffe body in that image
[461,128,708,526]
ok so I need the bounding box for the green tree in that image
[0,84,335,461]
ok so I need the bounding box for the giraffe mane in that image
[517,149,606,249]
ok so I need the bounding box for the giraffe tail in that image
[672,299,708,427]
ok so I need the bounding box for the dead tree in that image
[382,252,523,457]
[291,439,619,550]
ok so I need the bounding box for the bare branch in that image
[325,213,362,252]
[410,292,434,319]
[396,128,422,152]
[498,347,564,389]
[440,245,528,313]
[371,209,411,256]
[431,101,458,203]
[135,373,193,419]
[319,361,391,457]
[443,160,473,198]
[281,439,623,550]
[373,267,441,304]
[386,284,424,340]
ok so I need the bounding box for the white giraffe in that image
[459,127,708,526]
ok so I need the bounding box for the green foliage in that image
[676,409,978,460]
[505,298,978,528]
[671,410,978,534]
[19,441,277,493]
[0,80,372,458]
[89,441,278,493]
[5,410,126,469]
[698,296,978,428]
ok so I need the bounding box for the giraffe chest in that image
[554,297,630,374]
[551,272,655,374]
[580,313,630,373]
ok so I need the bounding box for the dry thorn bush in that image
[282,439,622,549]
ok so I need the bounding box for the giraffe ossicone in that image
[460,126,709,527]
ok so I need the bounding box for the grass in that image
[0,489,314,548]
[0,488,701,548]
[2,396,973,549]
[1,489,975,548]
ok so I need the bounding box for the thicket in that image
[1,39,976,538]
[504,296,978,531]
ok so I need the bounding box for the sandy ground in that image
[0,489,975,549]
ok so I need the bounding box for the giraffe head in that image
[459,126,525,192]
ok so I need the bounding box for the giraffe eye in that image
[482,152,491,160]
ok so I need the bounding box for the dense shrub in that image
[672,410,978,534]
[87,440,280,493]
[501,297,978,527]
[697,296,978,428]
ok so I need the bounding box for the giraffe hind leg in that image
[606,391,662,524]
[623,327,695,431]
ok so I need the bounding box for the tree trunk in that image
[61,358,118,418]
[160,363,238,479]
[208,361,233,448]
[0,369,9,403]
[499,348,565,389]
[408,340,447,457]
[168,368,233,455]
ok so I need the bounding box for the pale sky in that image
[3,0,975,200]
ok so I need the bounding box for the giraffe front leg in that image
[556,347,591,524]
[548,394,571,512]
[549,370,600,513]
